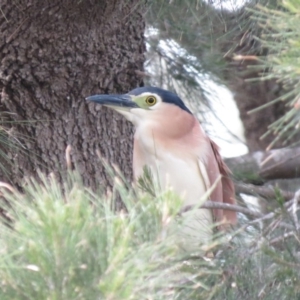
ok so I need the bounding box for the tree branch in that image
[180,201,263,218]
[234,182,294,201]
[180,193,300,220]
[225,147,300,182]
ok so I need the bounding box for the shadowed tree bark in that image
[0,0,145,189]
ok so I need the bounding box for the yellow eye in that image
[145,96,157,106]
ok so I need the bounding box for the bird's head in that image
[86,87,192,126]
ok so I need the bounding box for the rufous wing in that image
[208,138,236,225]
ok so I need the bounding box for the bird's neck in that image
[135,105,199,140]
[132,105,208,180]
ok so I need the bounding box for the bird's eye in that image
[145,96,157,106]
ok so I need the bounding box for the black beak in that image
[86,94,138,109]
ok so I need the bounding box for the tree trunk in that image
[0,0,145,190]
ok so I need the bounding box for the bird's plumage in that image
[132,102,236,224]
[86,86,236,251]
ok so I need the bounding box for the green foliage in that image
[0,170,300,299]
[0,113,34,178]
[0,171,221,299]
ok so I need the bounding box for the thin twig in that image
[268,231,296,246]
[65,145,72,170]
[251,195,300,224]
[260,218,282,239]
[6,17,29,44]
[0,182,15,193]
[233,54,259,61]
[291,190,300,230]
[181,194,300,219]
[180,201,263,218]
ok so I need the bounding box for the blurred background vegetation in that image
[1,167,300,299]
[146,0,300,151]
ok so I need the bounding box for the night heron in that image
[87,86,236,251]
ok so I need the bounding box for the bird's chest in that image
[133,128,207,205]
[133,127,179,177]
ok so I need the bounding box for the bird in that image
[86,86,236,252]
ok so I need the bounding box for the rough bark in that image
[0,1,145,190]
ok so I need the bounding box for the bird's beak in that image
[86,94,138,111]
